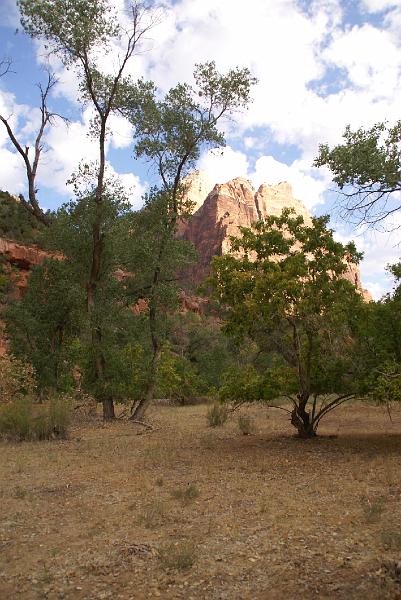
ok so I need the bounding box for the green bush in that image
[0,398,71,441]
[206,403,228,427]
[0,354,36,404]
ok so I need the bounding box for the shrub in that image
[158,541,196,571]
[0,354,36,404]
[139,500,165,529]
[171,483,200,503]
[381,531,401,550]
[206,403,228,427]
[238,413,255,435]
[0,398,70,441]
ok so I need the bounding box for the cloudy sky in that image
[1,0,401,298]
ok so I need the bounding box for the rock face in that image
[180,172,371,300]
[182,170,214,213]
[0,237,55,299]
[180,174,312,282]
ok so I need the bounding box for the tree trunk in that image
[130,297,160,421]
[291,398,316,438]
[102,396,115,420]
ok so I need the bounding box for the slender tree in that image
[124,61,257,420]
[18,0,157,418]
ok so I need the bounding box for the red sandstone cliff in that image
[180,172,371,301]
[0,174,372,303]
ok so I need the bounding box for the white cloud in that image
[108,113,134,150]
[36,108,100,195]
[117,172,147,209]
[249,156,330,210]
[197,149,331,210]
[360,0,400,12]
[364,281,386,300]
[198,146,249,185]
[333,219,401,297]
[0,91,40,193]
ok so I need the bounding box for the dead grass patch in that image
[0,402,401,599]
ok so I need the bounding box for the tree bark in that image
[291,396,316,438]
[130,296,160,421]
[102,396,115,420]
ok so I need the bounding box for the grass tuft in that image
[139,500,165,529]
[381,530,401,550]
[238,414,255,435]
[171,483,200,503]
[0,398,70,441]
[158,541,196,571]
[206,403,228,427]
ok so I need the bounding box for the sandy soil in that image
[1,402,401,600]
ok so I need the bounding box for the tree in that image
[315,121,401,228]
[18,0,157,418]
[5,258,84,393]
[0,68,66,225]
[211,209,363,438]
[0,190,45,242]
[124,61,257,420]
[351,266,401,407]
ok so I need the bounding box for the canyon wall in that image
[180,171,371,301]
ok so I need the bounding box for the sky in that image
[1,0,401,299]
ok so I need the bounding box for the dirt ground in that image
[1,402,401,600]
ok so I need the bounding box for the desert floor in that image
[1,401,401,599]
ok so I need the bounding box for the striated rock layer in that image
[180,172,371,301]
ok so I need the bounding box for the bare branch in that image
[0,67,68,226]
[0,57,14,78]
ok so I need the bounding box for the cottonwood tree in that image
[123,61,257,420]
[0,69,65,225]
[315,121,401,229]
[5,258,84,393]
[211,209,363,438]
[18,0,157,418]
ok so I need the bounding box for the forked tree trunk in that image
[291,398,316,438]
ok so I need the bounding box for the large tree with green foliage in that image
[351,265,401,407]
[315,121,401,228]
[211,209,363,438]
[123,61,257,419]
[18,0,156,418]
[5,259,83,393]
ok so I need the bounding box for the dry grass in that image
[1,401,401,599]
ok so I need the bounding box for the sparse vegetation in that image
[237,413,255,435]
[0,403,400,599]
[361,497,384,523]
[158,540,196,571]
[171,483,200,503]
[0,397,70,441]
[206,402,228,427]
[381,530,401,551]
[139,500,166,529]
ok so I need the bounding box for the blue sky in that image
[1,0,401,298]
